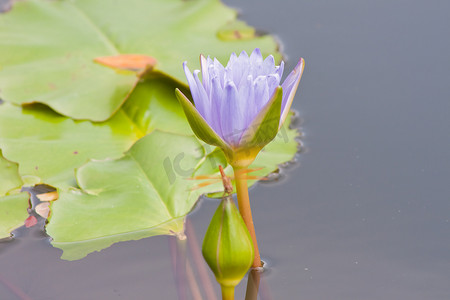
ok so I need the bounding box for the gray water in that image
[1,0,450,299]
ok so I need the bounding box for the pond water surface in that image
[1,0,450,299]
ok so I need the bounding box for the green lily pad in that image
[0,102,141,189]
[0,152,30,239]
[0,149,23,195]
[0,0,279,121]
[0,77,194,189]
[122,79,193,136]
[0,192,30,239]
[47,131,206,260]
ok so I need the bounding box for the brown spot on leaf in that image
[94,54,157,72]
[217,20,256,40]
[36,191,59,202]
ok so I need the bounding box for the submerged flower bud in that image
[202,196,254,288]
[176,48,304,167]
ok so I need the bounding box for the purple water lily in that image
[176,49,305,268]
[182,48,304,147]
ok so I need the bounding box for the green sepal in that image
[233,86,283,164]
[175,88,231,152]
[202,196,254,288]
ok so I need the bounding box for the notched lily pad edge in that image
[49,214,186,260]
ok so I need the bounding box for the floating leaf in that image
[0,76,196,189]
[0,152,30,238]
[0,102,140,189]
[46,131,207,260]
[0,0,279,121]
[122,79,193,136]
[0,192,30,238]
[0,149,22,195]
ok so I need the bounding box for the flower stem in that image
[245,269,261,300]
[233,166,262,268]
[221,285,235,300]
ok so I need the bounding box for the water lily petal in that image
[213,58,225,87]
[210,76,224,136]
[254,75,270,111]
[225,66,233,84]
[239,75,255,129]
[225,53,237,83]
[238,50,249,61]
[276,61,284,79]
[193,70,211,122]
[250,48,263,65]
[250,48,263,77]
[205,56,214,79]
[183,62,205,117]
[280,58,305,127]
[226,52,238,69]
[235,58,251,89]
[229,54,247,86]
[262,55,276,74]
[267,74,281,97]
[236,51,250,83]
[221,81,243,146]
[200,55,211,95]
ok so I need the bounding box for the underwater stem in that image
[186,219,218,300]
[245,269,261,300]
[0,273,33,300]
[233,166,262,268]
[169,237,187,300]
